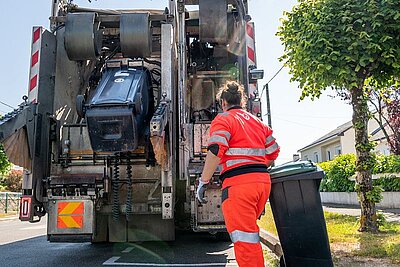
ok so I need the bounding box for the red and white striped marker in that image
[19,195,32,221]
[28,27,42,104]
[246,22,258,99]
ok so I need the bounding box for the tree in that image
[277,0,400,232]
[369,86,400,155]
[3,169,23,192]
[0,144,10,175]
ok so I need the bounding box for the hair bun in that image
[227,83,239,94]
[216,80,247,108]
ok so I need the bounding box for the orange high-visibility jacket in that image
[208,107,280,187]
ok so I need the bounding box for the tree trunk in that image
[351,85,378,233]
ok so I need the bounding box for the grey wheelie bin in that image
[268,161,333,267]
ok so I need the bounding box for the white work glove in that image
[196,178,209,204]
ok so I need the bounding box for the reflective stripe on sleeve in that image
[230,230,260,244]
[265,142,279,154]
[213,130,231,141]
[225,159,261,167]
[265,135,275,145]
[226,148,266,156]
[208,135,229,146]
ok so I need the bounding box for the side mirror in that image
[249,69,264,81]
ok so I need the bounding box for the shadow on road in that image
[0,231,235,266]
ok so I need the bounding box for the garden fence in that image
[0,192,21,213]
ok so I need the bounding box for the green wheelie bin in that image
[268,161,333,267]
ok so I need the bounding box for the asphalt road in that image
[0,216,239,267]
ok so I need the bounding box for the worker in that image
[196,81,279,267]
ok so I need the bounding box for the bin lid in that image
[269,160,319,179]
[89,68,146,106]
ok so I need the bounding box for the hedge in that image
[319,154,400,192]
[0,169,23,192]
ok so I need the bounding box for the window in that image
[314,152,319,163]
[327,151,331,161]
[335,146,342,155]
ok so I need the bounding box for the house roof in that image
[371,122,388,136]
[298,120,353,152]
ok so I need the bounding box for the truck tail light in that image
[19,196,32,221]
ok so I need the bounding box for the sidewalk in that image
[0,213,18,221]
[323,204,400,223]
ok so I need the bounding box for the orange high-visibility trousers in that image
[222,181,271,267]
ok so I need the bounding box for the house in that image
[298,117,391,163]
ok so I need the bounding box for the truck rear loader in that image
[0,0,264,242]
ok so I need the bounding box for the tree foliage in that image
[1,169,23,192]
[278,0,400,97]
[277,0,400,232]
[0,144,10,175]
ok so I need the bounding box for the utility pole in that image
[262,65,284,128]
[264,83,272,128]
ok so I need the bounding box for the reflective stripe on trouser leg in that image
[221,181,271,267]
[230,230,260,243]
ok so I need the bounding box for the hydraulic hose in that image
[126,158,133,221]
[112,157,120,221]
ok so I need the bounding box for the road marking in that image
[122,247,134,253]
[20,225,46,230]
[103,256,239,266]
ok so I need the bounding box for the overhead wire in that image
[276,113,349,119]
[260,65,284,98]
[272,115,331,131]
[0,100,14,109]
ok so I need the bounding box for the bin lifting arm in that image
[150,99,170,137]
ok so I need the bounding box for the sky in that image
[0,0,353,164]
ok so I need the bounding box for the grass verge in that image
[0,212,17,218]
[258,204,400,265]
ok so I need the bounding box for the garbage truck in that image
[0,0,264,242]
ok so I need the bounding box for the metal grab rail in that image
[260,228,283,258]
[0,192,22,213]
